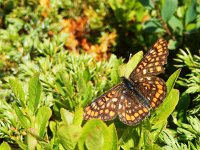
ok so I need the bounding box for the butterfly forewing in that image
[129,38,168,80]
[84,84,123,121]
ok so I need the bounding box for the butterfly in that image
[84,38,169,126]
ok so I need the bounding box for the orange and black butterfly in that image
[84,38,169,126]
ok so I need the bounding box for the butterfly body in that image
[121,76,151,108]
[84,38,169,126]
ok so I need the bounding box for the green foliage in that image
[0,0,199,149]
[0,49,179,149]
[175,48,200,116]
[161,0,178,22]
[159,47,200,150]
[160,116,200,150]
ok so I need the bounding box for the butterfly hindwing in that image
[84,84,123,121]
[117,89,150,125]
[135,76,167,109]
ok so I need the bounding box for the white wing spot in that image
[143,69,147,74]
[91,103,96,107]
[120,95,125,100]
[106,103,110,107]
[118,103,122,109]
[112,98,118,102]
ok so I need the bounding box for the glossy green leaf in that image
[144,129,162,150]
[168,39,179,49]
[166,69,181,94]
[28,73,42,113]
[79,119,118,150]
[186,23,196,32]
[36,106,52,137]
[79,120,107,150]
[176,92,190,124]
[119,127,139,149]
[63,73,74,98]
[143,19,164,33]
[58,124,82,150]
[105,124,118,150]
[139,0,154,9]
[13,104,31,128]
[151,89,179,137]
[73,107,83,126]
[168,16,183,35]
[150,70,180,138]
[119,51,143,78]
[85,124,104,150]
[9,78,26,108]
[161,0,178,22]
[185,0,197,25]
[0,142,11,150]
[60,108,74,125]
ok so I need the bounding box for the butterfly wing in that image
[135,76,167,109]
[84,38,169,126]
[84,84,123,121]
[117,88,150,126]
[129,38,169,80]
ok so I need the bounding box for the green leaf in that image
[143,19,164,33]
[176,92,190,124]
[168,16,183,35]
[154,89,179,125]
[9,78,26,108]
[185,0,197,25]
[150,70,181,138]
[80,120,118,150]
[85,125,104,150]
[0,142,11,150]
[62,72,74,98]
[60,108,74,125]
[28,73,42,113]
[119,126,143,149]
[15,140,27,150]
[186,23,196,32]
[166,69,181,94]
[73,107,83,126]
[105,124,118,150]
[79,120,107,150]
[13,104,31,128]
[168,39,179,50]
[119,51,143,78]
[58,124,82,150]
[36,106,52,137]
[150,89,179,141]
[139,0,154,9]
[161,0,178,22]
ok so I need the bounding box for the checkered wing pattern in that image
[129,38,168,80]
[84,84,150,125]
[135,77,167,109]
[83,38,169,126]
[84,84,122,121]
[118,89,150,125]
[129,38,168,109]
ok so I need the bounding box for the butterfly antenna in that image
[128,53,133,61]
